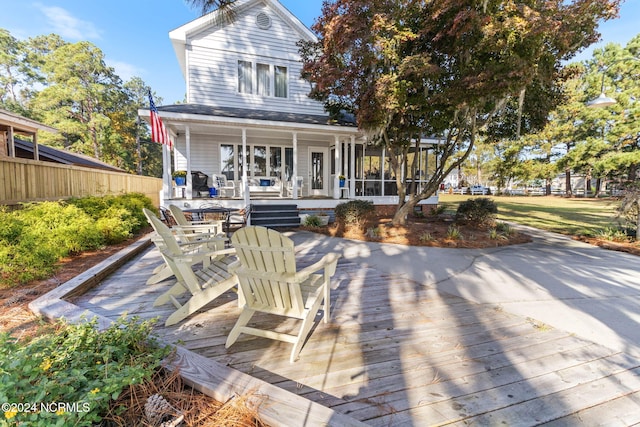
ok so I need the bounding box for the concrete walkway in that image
[287,225,640,358]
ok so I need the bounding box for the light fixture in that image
[586,72,617,108]
[586,56,640,108]
[586,92,617,108]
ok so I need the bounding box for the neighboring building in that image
[0,108,57,161]
[140,0,440,213]
[12,138,124,172]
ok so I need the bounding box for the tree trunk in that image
[565,169,572,196]
[392,197,416,226]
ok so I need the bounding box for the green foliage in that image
[335,200,375,226]
[495,222,514,236]
[0,194,154,287]
[429,204,447,216]
[595,227,630,243]
[446,225,463,240]
[455,198,498,227]
[0,316,170,426]
[304,214,323,227]
[419,232,435,242]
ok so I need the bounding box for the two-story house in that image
[140,0,439,218]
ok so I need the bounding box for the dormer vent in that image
[256,12,272,30]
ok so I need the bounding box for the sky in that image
[0,0,638,106]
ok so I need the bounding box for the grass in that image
[439,194,621,237]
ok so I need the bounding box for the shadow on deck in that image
[29,235,640,426]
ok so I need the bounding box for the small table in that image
[183,207,238,236]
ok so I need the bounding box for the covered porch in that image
[139,105,441,213]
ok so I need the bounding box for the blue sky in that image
[0,0,638,105]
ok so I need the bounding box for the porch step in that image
[250,204,300,229]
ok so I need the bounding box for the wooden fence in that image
[1,157,163,207]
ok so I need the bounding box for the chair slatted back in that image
[143,208,183,256]
[231,226,304,317]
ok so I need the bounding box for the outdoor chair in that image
[143,209,239,326]
[215,175,236,198]
[168,204,225,242]
[286,176,304,197]
[143,208,227,285]
[225,226,341,362]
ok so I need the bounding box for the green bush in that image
[68,193,154,235]
[335,200,375,226]
[0,316,170,426]
[0,193,155,288]
[455,197,498,227]
[304,214,323,227]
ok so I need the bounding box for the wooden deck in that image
[64,243,640,426]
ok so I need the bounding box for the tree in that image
[301,0,620,225]
[31,41,124,159]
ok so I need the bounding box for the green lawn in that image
[439,194,621,237]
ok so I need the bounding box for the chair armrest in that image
[235,252,340,283]
[293,252,340,283]
[166,246,236,263]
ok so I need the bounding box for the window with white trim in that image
[237,60,288,98]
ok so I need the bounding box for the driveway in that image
[288,225,640,358]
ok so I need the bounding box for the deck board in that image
[71,246,640,425]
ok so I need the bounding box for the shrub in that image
[446,225,463,240]
[304,214,323,227]
[0,316,170,426]
[335,200,375,226]
[455,197,498,227]
[0,194,155,287]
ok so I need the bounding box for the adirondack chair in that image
[143,208,227,285]
[168,204,225,242]
[226,226,341,362]
[143,209,239,326]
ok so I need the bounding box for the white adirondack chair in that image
[144,209,239,326]
[168,204,225,242]
[143,208,227,285]
[226,226,341,362]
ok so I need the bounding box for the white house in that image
[140,0,439,219]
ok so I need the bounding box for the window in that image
[237,61,287,98]
[257,63,270,96]
[275,66,287,98]
[238,61,252,94]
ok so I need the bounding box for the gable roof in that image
[169,0,316,79]
[13,138,125,172]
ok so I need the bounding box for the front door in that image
[308,146,329,197]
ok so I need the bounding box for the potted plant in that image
[172,170,187,186]
[339,175,346,187]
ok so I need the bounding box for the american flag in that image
[148,90,173,149]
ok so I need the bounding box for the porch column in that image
[185,126,192,200]
[7,126,14,157]
[33,132,39,161]
[333,136,341,199]
[350,135,356,198]
[292,132,298,199]
[242,128,250,223]
[162,140,171,203]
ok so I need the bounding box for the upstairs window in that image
[237,60,288,98]
[238,61,252,94]
[275,66,287,98]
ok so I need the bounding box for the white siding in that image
[185,3,325,115]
